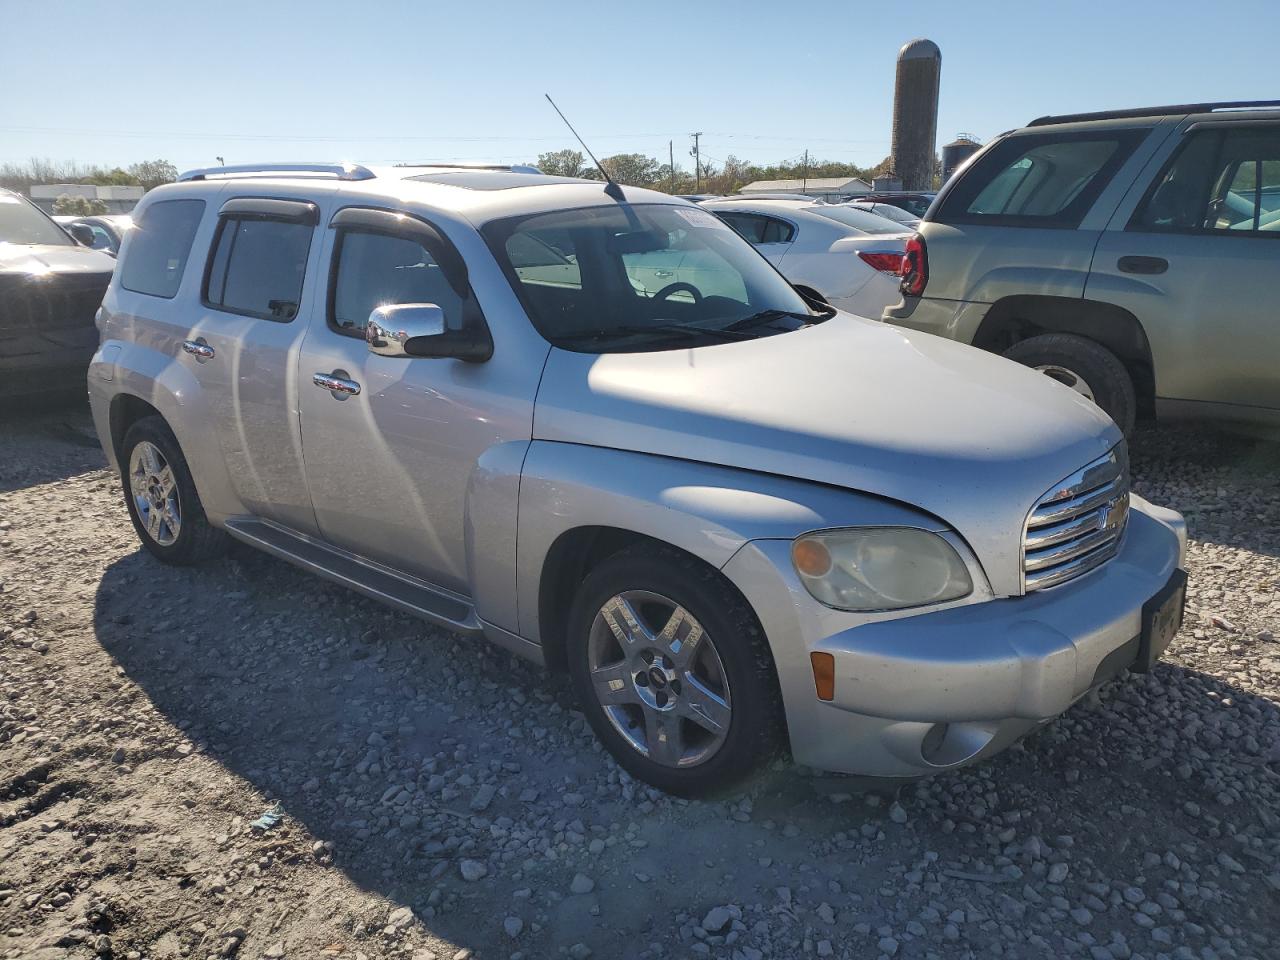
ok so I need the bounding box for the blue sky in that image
[3,0,1277,174]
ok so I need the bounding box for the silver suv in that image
[886,100,1280,435]
[89,162,1187,796]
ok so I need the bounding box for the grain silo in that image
[942,134,982,181]
[890,39,941,191]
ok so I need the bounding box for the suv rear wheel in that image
[120,416,229,565]
[1002,333,1136,436]
[566,544,784,797]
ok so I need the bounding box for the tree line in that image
[534,149,900,194]
[0,158,177,194]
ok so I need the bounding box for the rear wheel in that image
[567,545,784,797]
[1002,333,1136,436]
[120,417,228,565]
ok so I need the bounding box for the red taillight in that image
[857,251,904,275]
[900,234,928,297]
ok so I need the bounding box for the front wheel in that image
[567,544,784,797]
[1002,333,1136,436]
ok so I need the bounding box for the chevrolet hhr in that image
[88,162,1188,796]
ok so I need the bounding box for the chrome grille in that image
[1023,446,1129,592]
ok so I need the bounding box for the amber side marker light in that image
[810,651,835,701]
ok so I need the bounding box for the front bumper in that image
[722,496,1187,778]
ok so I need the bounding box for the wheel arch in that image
[971,295,1155,418]
[109,393,165,464]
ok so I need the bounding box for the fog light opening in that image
[921,722,949,764]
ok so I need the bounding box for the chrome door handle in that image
[182,339,215,360]
[313,371,361,397]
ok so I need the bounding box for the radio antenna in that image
[545,94,624,200]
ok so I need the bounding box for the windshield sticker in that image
[672,207,728,230]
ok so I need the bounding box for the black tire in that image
[1002,333,1136,436]
[120,416,229,565]
[566,543,785,797]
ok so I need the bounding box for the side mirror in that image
[365,303,492,362]
[69,223,96,247]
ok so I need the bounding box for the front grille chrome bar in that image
[1023,446,1129,593]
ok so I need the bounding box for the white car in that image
[701,197,910,318]
[846,200,921,230]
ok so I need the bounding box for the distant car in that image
[1,189,116,400]
[677,194,721,203]
[846,200,920,230]
[849,192,937,218]
[701,197,910,317]
[61,215,133,256]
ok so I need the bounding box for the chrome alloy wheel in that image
[586,590,732,767]
[128,441,181,547]
[1035,363,1096,402]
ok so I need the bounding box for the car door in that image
[296,205,543,594]
[183,190,330,535]
[1088,120,1280,414]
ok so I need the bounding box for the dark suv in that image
[884,101,1280,434]
[1,188,116,400]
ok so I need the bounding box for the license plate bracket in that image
[1134,568,1187,673]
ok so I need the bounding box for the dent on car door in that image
[1088,123,1280,412]
[296,208,542,596]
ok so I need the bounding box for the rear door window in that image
[714,212,794,244]
[936,130,1145,228]
[204,217,314,321]
[1131,126,1280,234]
[120,199,205,298]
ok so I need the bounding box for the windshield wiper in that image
[556,323,751,344]
[722,308,824,333]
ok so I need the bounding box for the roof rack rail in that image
[177,162,376,182]
[1028,100,1280,127]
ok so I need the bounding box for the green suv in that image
[885,100,1280,434]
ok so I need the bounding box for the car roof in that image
[153,163,685,228]
[1025,100,1280,130]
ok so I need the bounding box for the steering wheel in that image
[651,281,703,305]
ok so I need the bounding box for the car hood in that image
[532,313,1122,596]
[0,242,116,275]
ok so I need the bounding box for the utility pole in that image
[801,149,809,195]
[669,140,675,194]
[690,132,702,192]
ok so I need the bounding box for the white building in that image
[738,176,872,201]
[29,183,144,214]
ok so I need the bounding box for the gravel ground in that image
[1,404,1278,960]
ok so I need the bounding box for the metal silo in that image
[891,38,941,191]
[942,135,982,182]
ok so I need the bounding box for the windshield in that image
[484,203,820,352]
[806,205,907,235]
[0,192,74,246]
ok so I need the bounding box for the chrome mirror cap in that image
[366,303,447,357]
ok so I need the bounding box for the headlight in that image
[791,527,973,611]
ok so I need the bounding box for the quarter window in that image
[120,199,205,299]
[204,217,313,321]
[1131,127,1280,234]
[330,231,465,337]
[936,131,1144,228]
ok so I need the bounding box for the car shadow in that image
[0,397,107,494]
[92,536,1280,958]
